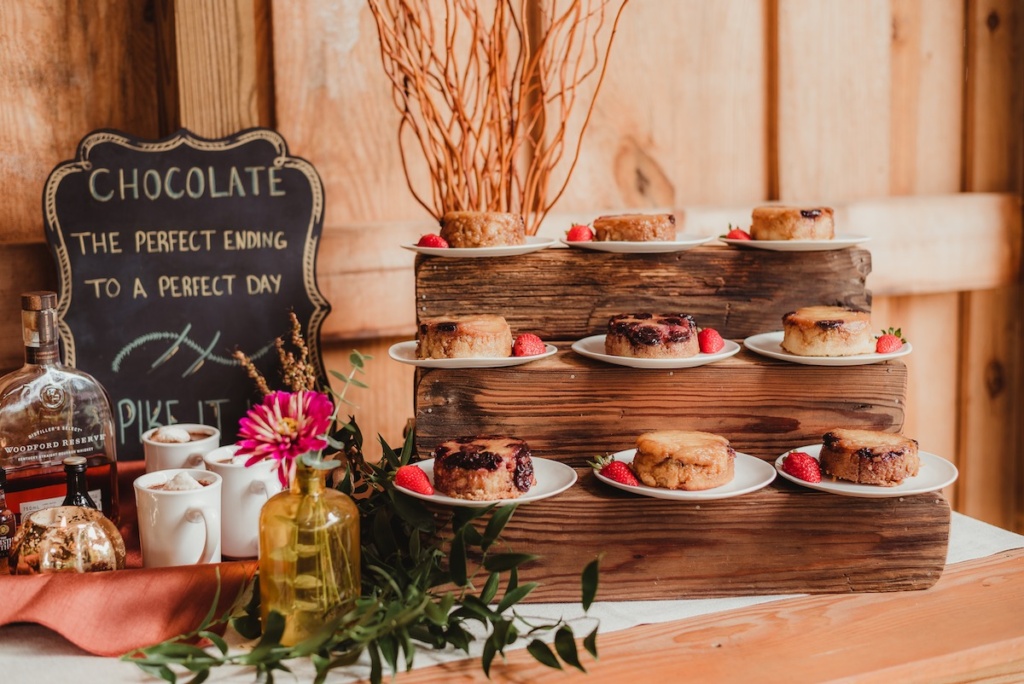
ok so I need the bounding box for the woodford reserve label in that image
[43,128,330,460]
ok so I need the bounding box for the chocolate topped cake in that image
[604,313,699,359]
[750,206,835,240]
[417,314,513,359]
[431,435,536,500]
[819,428,920,486]
[439,211,525,248]
[592,213,676,242]
[780,305,874,357]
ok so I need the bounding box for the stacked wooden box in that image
[411,245,949,601]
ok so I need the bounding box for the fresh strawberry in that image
[565,224,594,242]
[724,224,752,240]
[512,333,546,356]
[782,451,822,483]
[590,454,639,487]
[416,233,449,248]
[698,328,725,354]
[395,464,434,495]
[875,327,906,354]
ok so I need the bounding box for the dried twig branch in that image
[368,0,629,235]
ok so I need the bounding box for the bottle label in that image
[0,526,11,554]
[1,425,106,470]
[20,489,104,517]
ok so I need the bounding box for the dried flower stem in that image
[368,0,629,235]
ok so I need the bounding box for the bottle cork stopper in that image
[21,291,58,311]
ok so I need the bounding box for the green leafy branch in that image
[123,419,600,683]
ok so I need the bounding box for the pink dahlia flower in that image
[236,390,334,485]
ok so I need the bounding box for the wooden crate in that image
[412,246,950,598]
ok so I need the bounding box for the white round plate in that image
[594,450,776,501]
[719,234,869,251]
[396,457,578,508]
[571,335,740,369]
[774,444,958,498]
[743,331,912,366]
[388,341,557,368]
[402,235,555,258]
[559,235,714,253]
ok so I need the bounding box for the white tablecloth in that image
[3,512,1022,683]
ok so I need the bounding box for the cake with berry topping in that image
[750,206,835,240]
[781,305,874,357]
[431,435,536,500]
[417,314,513,359]
[592,213,676,242]
[439,211,525,248]
[819,428,920,486]
[605,313,699,358]
[632,430,735,490]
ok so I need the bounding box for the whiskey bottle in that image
[62,456,98,509]
[0,468,15,572]
[0,292,119,524]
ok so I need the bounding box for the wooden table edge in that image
[383,548,1024,683]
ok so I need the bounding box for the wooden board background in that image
[0,0,1021,531]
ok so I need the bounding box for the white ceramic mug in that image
[133,468,222,568]
[142,424,221,473]
[203,445,283,559]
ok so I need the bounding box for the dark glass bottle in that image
[0,468,15,572]
[62,456,97,509]
[0,292,119,524]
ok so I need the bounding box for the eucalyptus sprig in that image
[123,423,601,683]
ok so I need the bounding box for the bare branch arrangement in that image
[367,0,629,235]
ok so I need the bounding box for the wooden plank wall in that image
[0,1,1021,531]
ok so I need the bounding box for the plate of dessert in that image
[743,331,911,366]
[774,432,958,498]
[402,235,556,258]
[743,305,912,366]
[593,436,774,499]
[719,234,869,251]
[389,340,557,368]
[390,314,557,368]
[396,449,578,508]
[572,334,740,369]
[559,213,713,253]
[561,235,715,253]
[719,205,868,251]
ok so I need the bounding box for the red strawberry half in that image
[698,328,725,354]
[590,454,639,487]
[416,233,449,248]
[395,464,434,495]
[513,333,546,356]
[781,451,821,483]
[875,327,906,354]
[566,224,594,242]
[724,224,752,240]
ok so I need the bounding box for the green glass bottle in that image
[258,461,360,646]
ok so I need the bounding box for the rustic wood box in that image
[412,245,949,599]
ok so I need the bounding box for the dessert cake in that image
[750,206,835,240]
[605,313,699,358]
[592,213,676,242]
[417,314,513,359]
[780,305,874,357]
[819,428,920,486]
[632,430,735,490]
[431,435,536,500]
[439,211,525,248]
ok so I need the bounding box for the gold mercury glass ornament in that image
[8,505,125,574]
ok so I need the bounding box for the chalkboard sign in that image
[42,128,331,460]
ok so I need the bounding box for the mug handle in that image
[185,505,221,564]
[249,478,276,500]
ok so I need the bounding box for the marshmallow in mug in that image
[142,424,221,473]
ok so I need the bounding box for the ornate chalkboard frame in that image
[43,128,331,459]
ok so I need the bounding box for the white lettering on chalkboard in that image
[70,231,123,254]
[157,274,238,298]
[87,165,286,201]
